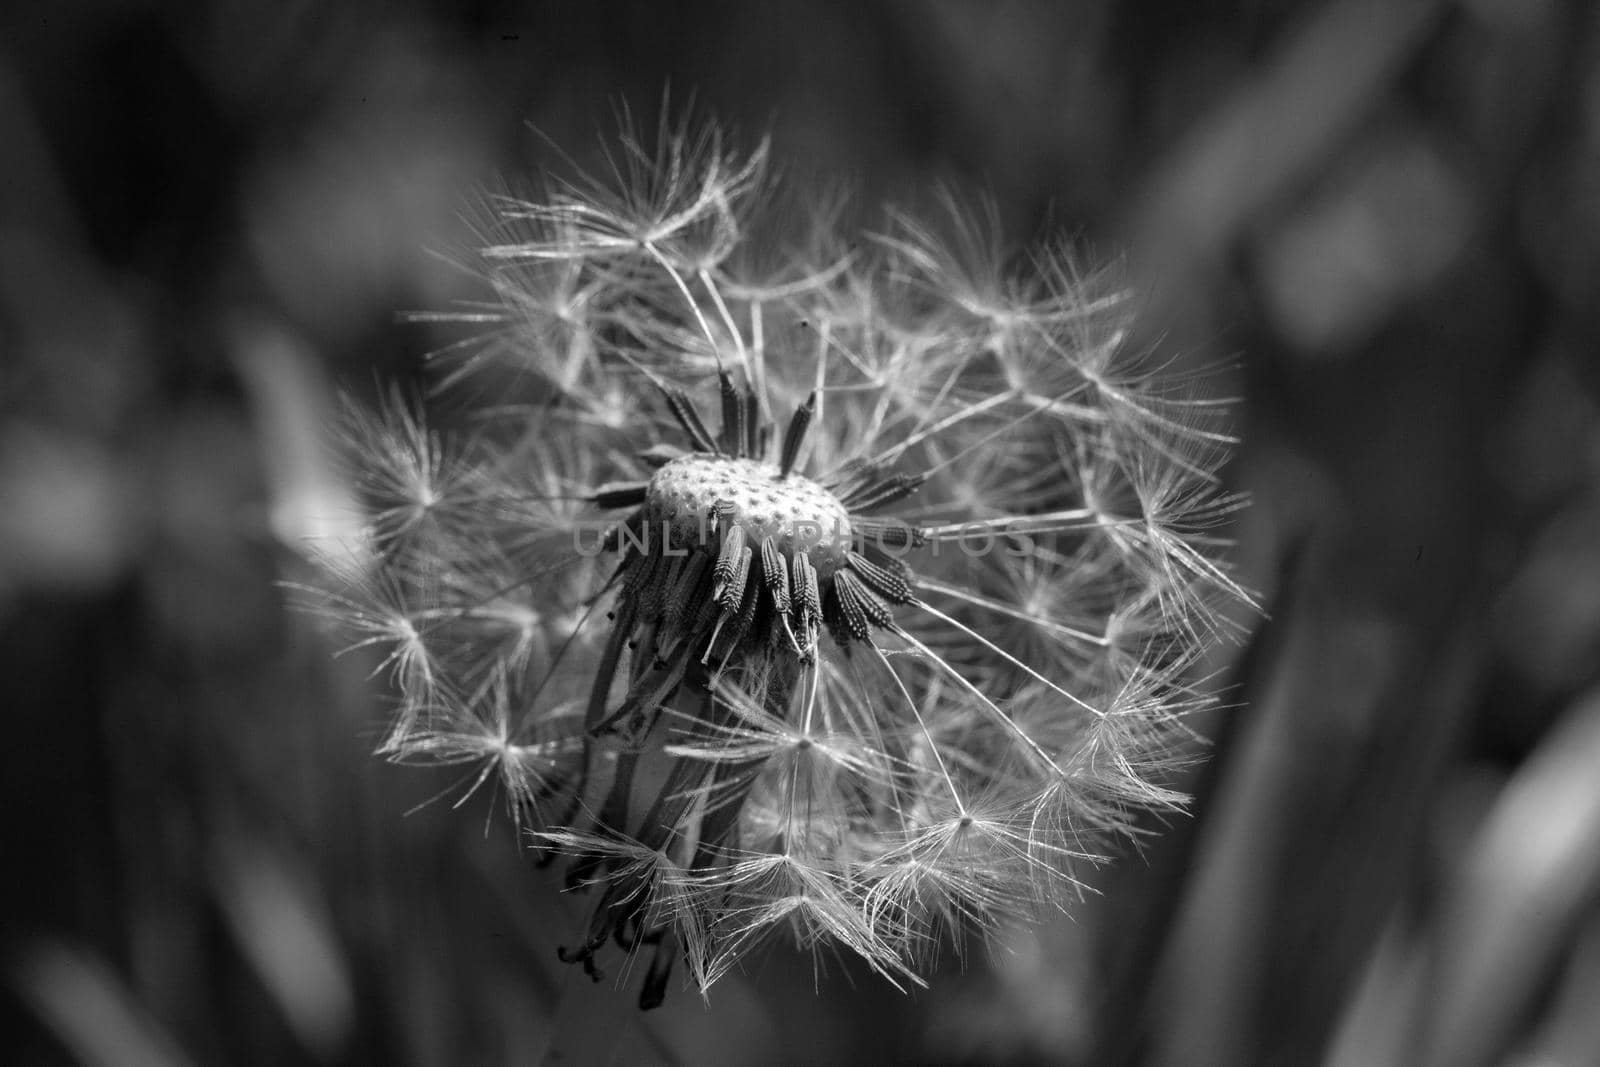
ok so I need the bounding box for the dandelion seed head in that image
[313,109,1254,1009]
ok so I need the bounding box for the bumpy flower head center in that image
[648,454,854,566]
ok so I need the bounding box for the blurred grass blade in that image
[10,938,196,1067]
[212,840,355,1061]
[1419,684,1600,1067]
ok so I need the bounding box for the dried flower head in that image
[313,111,1250,1008]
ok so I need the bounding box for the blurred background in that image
[5,0,1600,1063]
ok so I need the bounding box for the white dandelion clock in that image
[315,112,1250,1009]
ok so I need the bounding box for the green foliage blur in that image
[5,2,1600,1064]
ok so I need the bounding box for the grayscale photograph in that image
[4,2,1597,1065]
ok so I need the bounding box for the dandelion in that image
[313,109,1250,1010]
